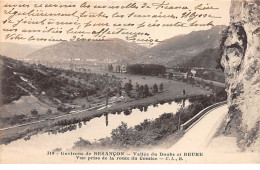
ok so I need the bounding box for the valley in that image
[0,25,227,149]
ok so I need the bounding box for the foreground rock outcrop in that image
[220,0,260,151]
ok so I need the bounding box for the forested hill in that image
[0,56,122,105]
[131,25,226,68]
[179,48,221,68]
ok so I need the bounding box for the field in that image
[0,95,57,117]
[0,58,211,144]
[61,69,210,118]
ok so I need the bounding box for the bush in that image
[123,109,131,116]
[176,102,204,124]
[31,109,38,116]
[111,103,206,147]
[81,104,86,109]
[46,109,52,115]
[73,137,92,150]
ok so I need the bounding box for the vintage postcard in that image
[0,0,259,164]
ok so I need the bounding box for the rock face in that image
[220,0,260,151]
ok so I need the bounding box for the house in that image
[191,69,197,76]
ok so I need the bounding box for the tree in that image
[31,109,38,116]
[70,80,76,86]
[168,73,173,79]
[152,84,158,93]
[123,109,131,116]
[81,104,86,109]
[108,64,113,72]
[46,109,52,115]
[124,82,133,96]
[189,77,195,86]
[124,83,133,92]
[63,78,68,84]
[111,122,129,144]
[139,85,144,98]
[118,90,122,96]
[135,83,139,93]
[126,64,166,75]
[159,83,164,92]
[86,92,89,101]
[144,84,149,97]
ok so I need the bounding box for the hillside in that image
[26,38,147,63]
[0,42,41,60]
[132,25,226,67]
[180,48,220,68]
[0,55,123,127]
[0,55,122,106]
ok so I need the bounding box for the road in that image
[170,104,228,150]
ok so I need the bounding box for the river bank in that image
[0,88,208,145]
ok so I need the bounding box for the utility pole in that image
[178,90,186,131]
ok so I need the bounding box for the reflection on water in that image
[105,114,108,126]
[0,99,190,152]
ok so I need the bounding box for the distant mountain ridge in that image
[131,25,226,67]
[26,38,147,63]
[2,26,226,69]
[0,42,41,60]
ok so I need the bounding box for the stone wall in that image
[220,0,260,151]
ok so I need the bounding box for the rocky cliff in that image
[220,0,260,151]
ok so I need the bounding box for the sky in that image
[0,0,231,47]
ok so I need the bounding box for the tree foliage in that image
[152,84,158,93]
[124,82,133,95]
[144,84,149,97]
[159,83,164,92]
[126,64,166,76]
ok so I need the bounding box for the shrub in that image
[46,109,52,115]
[123,109,131,116]
[73,137,92,150]
[81,104,86,109]
[31,109,38,116]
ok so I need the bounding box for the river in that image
[0,99,190,154]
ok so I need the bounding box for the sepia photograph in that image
[0,0,259,164]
